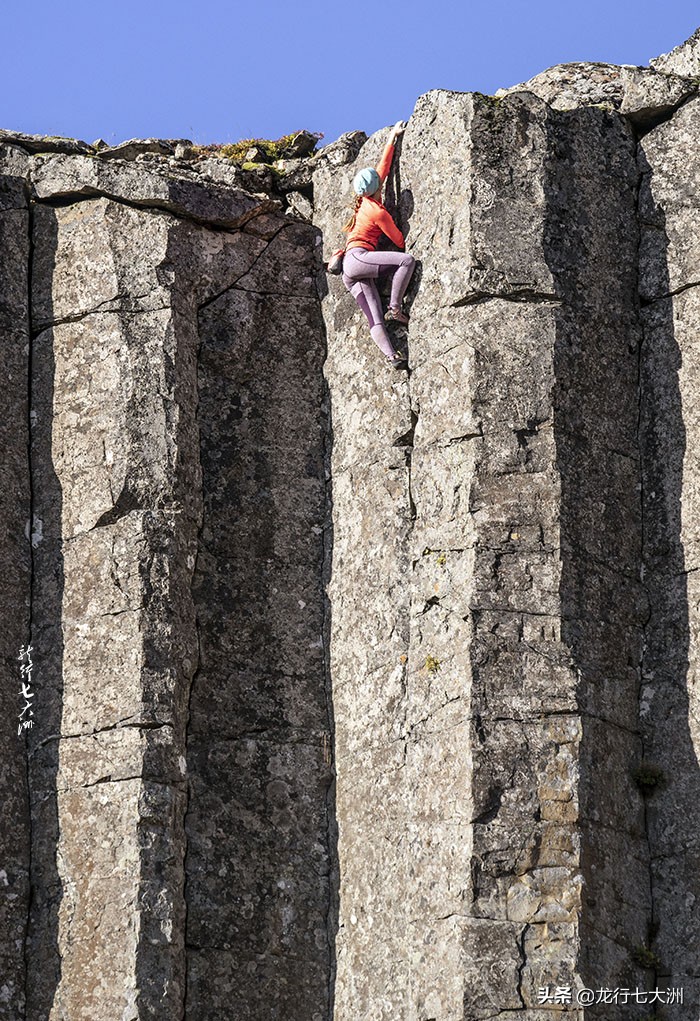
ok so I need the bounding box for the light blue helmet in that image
[353,167,380,196]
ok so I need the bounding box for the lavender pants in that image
[342,248,416,359]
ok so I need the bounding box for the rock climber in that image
[340,120,415,370]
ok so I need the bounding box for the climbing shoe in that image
[385,306,410,325]
[387,353,408,371]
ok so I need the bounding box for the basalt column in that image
[0,149,32,1021]
[315,130,419,1019]
[184,215,332,1021]
[26,192,205,1020]
[638,92,700,1017]
[21,151,332,1020]
[314,89,648,1018]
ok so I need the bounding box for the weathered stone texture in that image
[638,95,700,300]
[0,167,32,1021]
[315,84,649,1019]
[544,108,650,1017]
[31,153,276,228]
[497,61,697,127]
[185,224,331,1021]
[26,196,204,1020]
[0,129,92,155]
[639,89,700,1016]
[16,155,332,1021]
[650,26,700,77]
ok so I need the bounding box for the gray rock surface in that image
[314,87,648,1019]
[0,128,92,154]
[639,87,700,1016]
[284,129,321,157]
[184,220,330,1021]
[6,152,330,1021]
[497,61,697,126]
[30,153,277,228]
[285,190,313,221]
[26,196,204,1020]
[638,94,700,299]
[650,26,700,76]
[0,167,32,1021]
[275,157,314,191]
[314,129,368,168]
[95,137,176,160]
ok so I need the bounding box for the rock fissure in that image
[405,693,463,738]
[633,87,700,138]
[640,277,700,305]
[183,310,208,1017]
[452,289,561,307]
[77,774,180,790]
[194,240,271,313]
[27,717,175,751]
[34,187,276,233]
[514,923,529,1009]
[183,727,336,746]
[319,372,338,1021]
[32,298,172,336]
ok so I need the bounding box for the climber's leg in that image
[387,253,415,310]
[348,279,398,360]
[346,249,415,308]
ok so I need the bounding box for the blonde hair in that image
[342,195,363,234]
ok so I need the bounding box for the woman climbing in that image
[341,120,416,370]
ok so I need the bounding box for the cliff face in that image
[315,90,646,1020]
[1,28,699,1021]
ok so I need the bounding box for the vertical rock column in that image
[184,216,333,1021]
[543,103,649,1010]
[406,93,648,1015]
[401,91,598,1019]
[26,194,204,1020]
[315,88,647,1018]
[23,158,277,1020]
[639,93,700,1014]
[314,129,418,1020]
[0,152,32,1020]
[20,147,333,1021]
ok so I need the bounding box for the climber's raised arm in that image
[376,121,406,185]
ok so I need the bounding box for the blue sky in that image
[2,1,697,147]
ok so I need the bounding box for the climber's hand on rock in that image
[390,121,406,143]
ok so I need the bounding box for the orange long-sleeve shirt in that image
[345,140,405,252]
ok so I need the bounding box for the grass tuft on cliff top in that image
[192,130,323,164]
